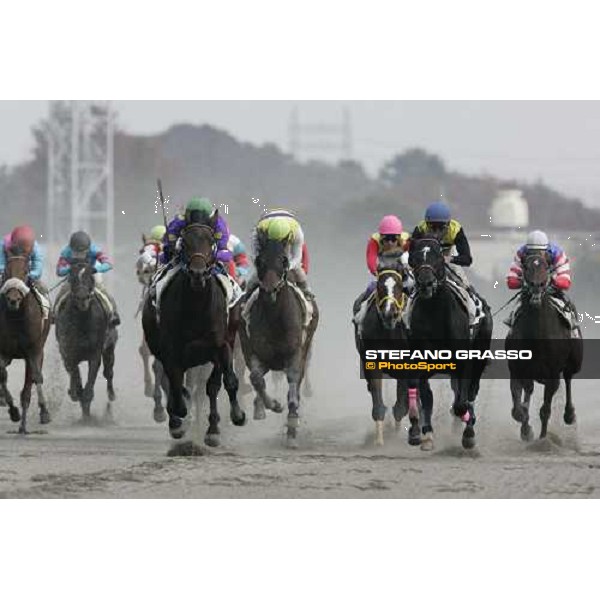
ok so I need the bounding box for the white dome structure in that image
[490,189,529,229]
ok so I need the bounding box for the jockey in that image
[143,224,166,255]
[353,215,412,321]
[0,225,49,303]
[55,230,121,326]
[153,197,242,308]
[245,208,314,300]
[160,197,232,270]
[411,201,478,321]
[227,233,250,287]
[504,230,579,331]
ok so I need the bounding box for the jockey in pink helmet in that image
[353,215,413,319]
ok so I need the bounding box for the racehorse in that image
[55,261,118,421]
[506,252,582,440]
[142,217,246,446]
[353,252,419,446]
[136,240,167,422]
[408,237,493,450]
[0,250,51,433]
[239,238,319,446]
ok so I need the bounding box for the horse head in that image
[181,217,217,291]
[409,237,446,299]
[256,238,289,301]
[523,251,550,307]
[375,254,407,330]
[1,249,31,311]
[69,260,96,311]
[136,243,159,287]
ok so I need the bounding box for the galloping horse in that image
[408,237,493,450]
[55,261,118,421]
[239,238,319,446]
[0,250,51,433]
[353,253,419,446]
[142,217,246,445]
[506,253,582,440]
[136,240,166,422]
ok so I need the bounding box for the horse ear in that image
[142,233,147,245]
[211,209,219,229]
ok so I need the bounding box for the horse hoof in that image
[169,416,189,439]
[153,406,167,423]
[408,428,421,446]
[421,432,434,451]
[107,390,116,402]
[270,400,284,414]
[231,409,246,427]
[9,406,21,423]
[253,404,266,420]
[564,410,576,425]
[204,433,221,447]
[520,423,533,441]
[511,406,524,423]
[39,409,51,425]
[462,426,476,449]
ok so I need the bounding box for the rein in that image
[375,269,406,311]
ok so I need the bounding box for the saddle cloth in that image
[54,287,113,320]
[151,263,242,323]
[242,283,314,340]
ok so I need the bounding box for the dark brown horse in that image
[0,251,51,433]
[506,253,582,440]
[142,217,246,446]
[239,239,319,446]
[55,261,118,421]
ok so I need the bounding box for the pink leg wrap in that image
[408,387,418,417]
[461,410,471,423]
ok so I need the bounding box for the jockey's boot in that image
[296,279,315,301]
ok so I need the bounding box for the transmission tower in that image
[46,101,115,261]
[288,107,353,163]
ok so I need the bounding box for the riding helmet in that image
[70,230,91,252]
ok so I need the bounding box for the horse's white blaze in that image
[422,246,431,261]
[384,276,395,313]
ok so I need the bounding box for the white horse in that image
[136,241,167,423]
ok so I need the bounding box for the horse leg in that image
[19,361,34,434]
[540,378,560,439]
[0,357,20,422]
[393,378,408,426]
[511,378,533,441]
[32,352,50,425]
[420,378,434,451]
[459,377,476,450]
[367,375,386,446]
[81,355,102,419]
[249,358,282,418]
[152,359,167,423]
[301,344,314,397]
[165,365,189,439]
[205,363,222,446]
[102,342,116,423]
[219,344,246,427]
[564,373,576,425]
[405,381,421,446]
[67,361,83,404]
[234,337,252,396]
[140,337,154,398]
[285,361,302,446]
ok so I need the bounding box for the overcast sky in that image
[2,100,600,207]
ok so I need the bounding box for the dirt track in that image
[1,332,599,498]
